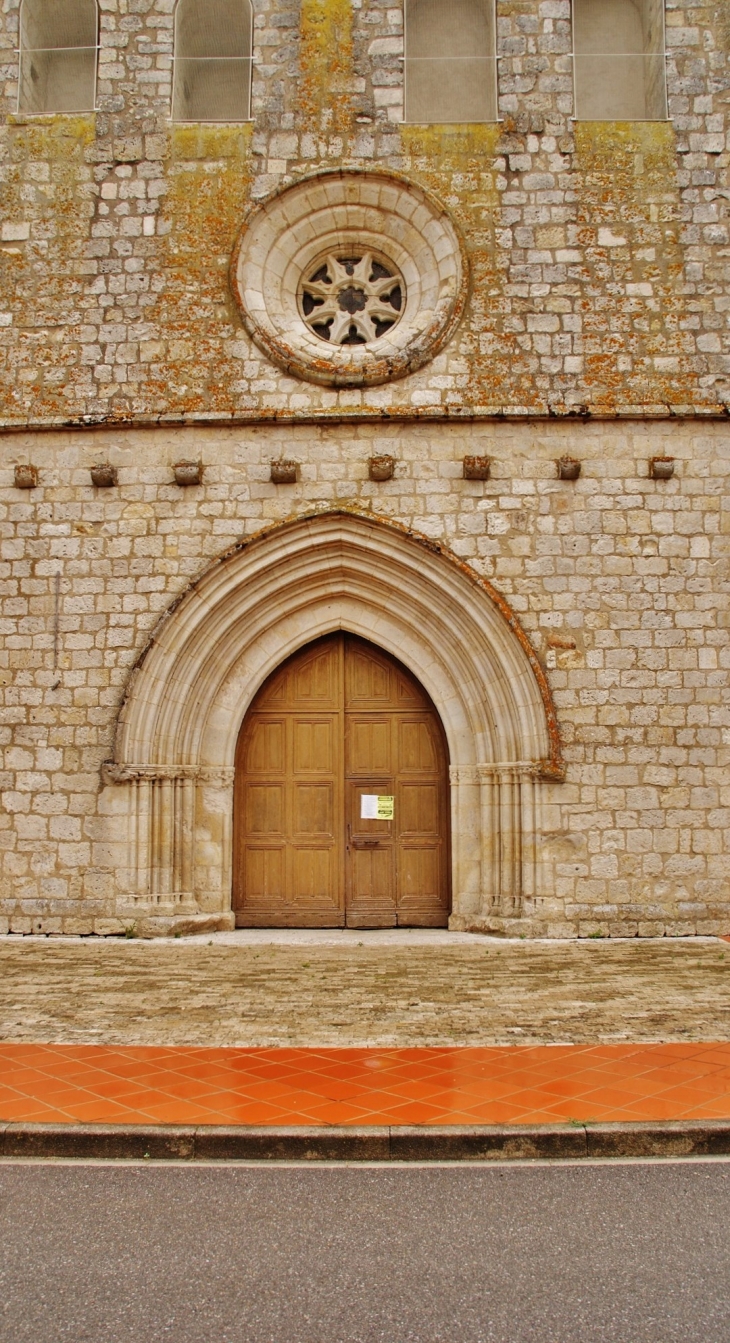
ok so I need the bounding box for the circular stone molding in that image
[230,170,468,388]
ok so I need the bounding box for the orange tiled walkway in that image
[1,1043,730,1127]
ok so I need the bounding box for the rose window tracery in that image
[231,170,467,387]
[299,253,404,346]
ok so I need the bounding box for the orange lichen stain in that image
[0,116,95,421]
[5,113,96,152]
[400,123,543,412]
[573,121,693,409]
[400,122,501,181]
[146,124,254,415]
[574,122,677,221]
[298,0,354,134]
[171,124,252,163]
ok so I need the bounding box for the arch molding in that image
[106,511,564,930]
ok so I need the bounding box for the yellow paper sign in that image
[360,794,395,820]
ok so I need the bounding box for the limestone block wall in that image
[0,419,727,937]
[0,0,729,423]
[1,0,729,938]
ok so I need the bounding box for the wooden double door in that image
[233,633,450,927]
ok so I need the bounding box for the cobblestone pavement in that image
[1,935,729,1048]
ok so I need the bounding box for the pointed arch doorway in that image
[111,510,564,934]
[233,633,450,927]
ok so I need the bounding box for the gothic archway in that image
[106,511,563,930]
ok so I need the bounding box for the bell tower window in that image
[18,0,98,115]
[173,0,252,123]
[573,0,667,121]
[404,0,497,124]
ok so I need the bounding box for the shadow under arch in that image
[107,509,564,931]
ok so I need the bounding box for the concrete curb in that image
[2,1120,730,1161]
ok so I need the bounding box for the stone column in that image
[475,764,543,920]
[448,765,482,923]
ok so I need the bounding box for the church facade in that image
[0,0,729,937]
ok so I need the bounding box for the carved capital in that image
[103,762,235,788]
[476,761,563,782]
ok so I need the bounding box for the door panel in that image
[233,633,449,927]
[292,783,332,835]
[244,719,285,774]
[351,847,393,903]
[246,783,285,835]
[292,718,337,773]
[344,638,449,929]
[346,646,391,704]
[400,781,439,835]
[290,846,337,906]
[295,652,337,704]
[348,718,392,775]
[234,636,344,926]
[399,719,438,772]
[400,846,441,898]
[395,674,427,709]
[346,773,397,927]
[244,847,285,904]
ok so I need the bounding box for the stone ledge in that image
[2,1121,729,1162]
[1,404,729,433]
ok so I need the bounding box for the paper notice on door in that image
[360,794,395,820]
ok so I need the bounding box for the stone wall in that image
[1,0,729,936]
[0,0,729,423]
[0,419,728,937]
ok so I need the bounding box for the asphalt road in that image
[1,1161,729,1342]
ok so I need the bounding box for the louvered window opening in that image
[573,0,667,120]
[18,0,98,114]
[173,0,252,123]
[404,0,497,124]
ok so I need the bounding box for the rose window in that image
[231,170,467,387]
[298,252,404,346]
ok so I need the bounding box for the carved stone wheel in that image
[299,252,404,346]
[230,170,468,388]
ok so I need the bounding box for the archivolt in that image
[109,510,563,927]
[114,510,562,779]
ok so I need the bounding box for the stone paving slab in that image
[0,935,729,1047]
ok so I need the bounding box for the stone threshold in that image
[2,1121,730,1163]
